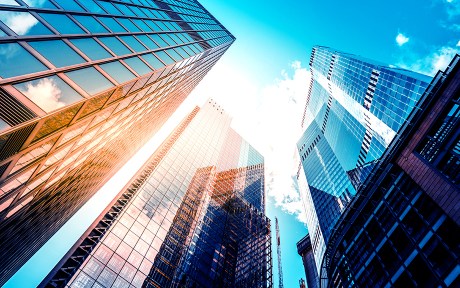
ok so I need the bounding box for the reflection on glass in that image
[39,13,85,34]
[155,51,175,65]
[99,37,131,56]
[70,38,112,61]
[66,67,114,95]
[119,36,147,52]
[97,2,121,15]
[22,0,56,8]
[99,61,136,84]
[0,43,47,78]
[73,15,108,34]
[98,17,125,33]
[0,0,19,6]
[14,75,84,112]
[124,57,152,75]
[151,34,168,47]
[78,0,104,13]
[141,53,164,69]
[0,118,10,132]
[29,40,85,67]
[136,35,159,50]
[0,11,53,35]
[117,18,140,32]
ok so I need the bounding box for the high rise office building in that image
[297,46,431,279]
[321,55,460,287]
[0,0,234,284]
[41,100,272,288]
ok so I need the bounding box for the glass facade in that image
[322,56,460,287]
[0,1,234,285]
[42,100,272,288]
[297,46,431,279]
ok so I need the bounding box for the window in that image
[99,37,131,56]
[29,40,85,68]
[0,11,52,35]
[141,53,165,69]
[124,57,152,75]
[66,67,114,95]
[14,75,84,112]
[119,35,147,52]
[39,13,85,34]
[70,38,112,60]
[98,17,126,33]
[73,15,108,34]
[53,0,84,11]
[0,43,47,78]
[117,18,141,32]
[99,61,136,84]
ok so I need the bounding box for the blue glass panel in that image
[0,118,11,133]
[66,67,114,95]
[151,34,168,47]
[0,11,53,35]
[114,3,136,16]
[165,49,183,61]
[29,40,85,68]
[119,36,147,52]
[98,17,126,33]
[0,0,19,6]
[124,57,153,75]
[98,1,121,15]
[99,37,131,56]
[33,0,58,8]
[70,38,112,60]
[136,35,159,50]
[155,51,175,65]
[0,43,47,78]
[39,13,85,34]
[142,53,165,69]
[53,0,84,11]
[73,15,108,34]
[14,75,84,112]
[100,61,136,84]
[131,19,151,32]
[117,18,141,32]
[78,0,104,14]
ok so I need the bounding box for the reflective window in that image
[39,13,85,34]
[53,0,84,11]
[98,1,121,15]
[151,34,169,47]
[124,57,152,75]
[99,37,131,56]
[98,17,126,33]
[70,38,112,60]
[165,49,183,61]
[0,0,19,5]
[119,36,147,52]
[23,0,57,8]
[73,15,108,34]
[29,40,85,68]
[0,118,10,132]
[141,53,165,69]
[117,18,141,32]
[66,67,114,95]
[155,51,175,65]
[136,35,159,50]
[99,61,136,84]
[14,76,84,112]
[78,0,104,14]
[114,4,136,17]
[0,11,53,35]
[0,43,47,78]
[132,19,151,32]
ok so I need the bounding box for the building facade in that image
[296,234,319,288]
[41,100,272,288]
[297,46,431,279]
[0,0,234,285]
[322,55,460,287]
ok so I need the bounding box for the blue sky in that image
[5,0,460,287]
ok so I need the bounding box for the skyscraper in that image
[0,1,234,285]
[297,46,431,280]
[41,100,272,288]
[322,55,460,287]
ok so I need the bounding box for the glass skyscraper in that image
[0,1,234,285]
[297,46,431,279]
[41,100,272,288]
[322,55,459,287]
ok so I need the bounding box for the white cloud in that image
[0,11,38,35]
[397,45,459,76]
[396,33,410,46]
[457,40,460,46]
[20,78,66,112]
[189,60,311,223]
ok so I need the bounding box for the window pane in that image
[141,53,164,69]
[117,18,141,32]
[0,118,10,133]
[98,2,121,15]
[0,0,19,6]
[155,51,175,65]
[53,0,84,11]
[70,38,112,60]
[151,34,168,47]
[74,15,108,34]
[78,0,104,14]
[66,67,114,95]
[99,37,131,56]
[100,61,136,84]
[120,36,147,52]
[14,76,84,112]
[0,43,47,78]
[39,13,85,34]
[29,40,85,68]
[98,17,126,33]
[124,57,152,75]
[136,35,159,50]
[0,11,53,35]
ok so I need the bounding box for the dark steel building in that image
[41,100,272,288]
[0,0,234,285]
[296,234,319,288]
[320,56,460,287]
